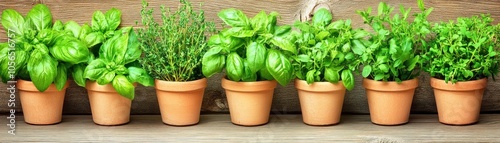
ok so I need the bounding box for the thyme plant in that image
[137,0,215,81]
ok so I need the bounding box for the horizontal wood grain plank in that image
[1,114,500,142]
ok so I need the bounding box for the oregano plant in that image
[356,0,433,82]
[293,8,369,90]
[421,14,500,83]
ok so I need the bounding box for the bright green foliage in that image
[293,8,369,90]
[202,9,296,86]
[0,4,90,92]
[356,0,433,82]
[84,27,154,100]
[421,14,500,83]
[137,0,216,82]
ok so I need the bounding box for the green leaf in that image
[241,60,257,82]
[1,9,25,35]
[274,25,292,37]
[327,20,343,30]
[246,42,266,73]
[226,52,244,81]
[217,8,249,27]
[207,34,222,47]
[259,67,274,80]
[123,29,141,64]
[28,49,58,92]
[51,36,90,64]
[271,37,297,54]
[99,30,127,64]
[297,54,310,62]
[202,47,225,78]
[362,65,372,77]
[407,56,419,71]
[374,74,384,81]
[26,4,52,31]
[251,11,268,32]
[105,8,121,31]
[352,40,366,55]
[112,75,135,100]
[127,67,154,86]
[379,64,389,73]
[91,10,107,32]
[97,70,115,85]
[324,67,340,83]
[79,24,92,39]
[225,27,255,38]
[84,32,105,48]
[64,21,81,38]
[71,63,86,87]
[418,0,426,11]
[52,20,63,31]
[312,8,332,26]
[54,64,68,91]
[266,50,293,86]
[306,70,316,84]
[341,70,354,90]
[84,59,107,81]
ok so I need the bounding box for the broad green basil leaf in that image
[407,56,419,71]
[84,32,105,48]
[202,47,225,78]
[51,36,89,64]
[127,66,154,87]
[114,65,128,75]
[84,59,107,80]
[271,37,297,54]
[327,20,344,30]
[312,8,332,27]
[105,8,121,31]
[324,67,340,83]
[221,35,243,52]
[71,63,86,87]
[54,64,68,91]
[379,64,389,73]
[218,8,249,27]
[37,29,57,45]
[297,54,310,62]
[13,49,28,76]
[226,52,244,81]
[53,20,64,31]
[208,34,222,47]
[26,4,52,31]
[112,75,135,100]
[241,60,257,82]
[274,25,291,37]
[28,49,57,92]
[251,11,268,33]
[225,27,255,38]
[79,24,92,39]
[341,70,354,91]
[0,48,11,82]
[259,67,274,80]
[266,12,278,33]
[246,42,266,73]
[306,70,316,84]
[91,10,107,32]
[64,21,81,38]
[99,31,127,64]
[1,9,25,35]
[123,29,141,64]
[362,65,372,77]
[266,50,293,86]
[294,21,310,32]
[97,70,115,85]
[352,40,366,55]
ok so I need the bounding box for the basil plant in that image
[356,0,433,82]
[202,8,296,86]
[0,4,90,92]
[293,8,369,90]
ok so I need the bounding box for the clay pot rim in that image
[221,76,277,92]
[16,79,69,92]
[363,78,419,91]
[154,78,207,92]
[294,79,346,92]
[430,77,487,91]
[86,80,137,93]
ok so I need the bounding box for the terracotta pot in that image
[295,79,346,126]
[17,80,69,125]
[221,77,277,126]
[86,81,132,126]
[155,78,206,126]
[430,78,487,125]
[363,78,418,125]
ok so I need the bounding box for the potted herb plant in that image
[421,14,500,125]
[0,4,90,124]
[292,8,368,126]
[202,9,296,126]
[356,0,432,125]
[137,0,215,126]
[82,9,154,126]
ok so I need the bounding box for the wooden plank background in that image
[1,0,500,114]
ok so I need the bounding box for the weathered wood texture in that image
[1,0,500,114]
[2,114,500,142]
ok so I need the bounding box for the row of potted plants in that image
[1,0,499,127]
